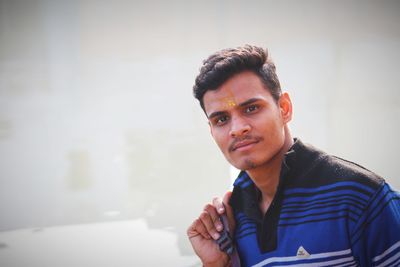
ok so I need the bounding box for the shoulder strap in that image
[216,214,241,267]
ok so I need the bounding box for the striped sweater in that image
[230,139,400,267]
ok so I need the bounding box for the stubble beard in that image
[243,159,257,170]
[231,158,258,171]
[228,136,264,170]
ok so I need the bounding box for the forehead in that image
[203,71,273,115]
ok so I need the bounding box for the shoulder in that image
[287,139,385,191]
[319,153,384,189]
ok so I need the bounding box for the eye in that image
[214,115,229,126]
[245,105,259,113]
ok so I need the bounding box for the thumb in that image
[222,191,235,234]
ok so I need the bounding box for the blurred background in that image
[0,0,399,266]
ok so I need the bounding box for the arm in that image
[350,183,400,266]
[187,191,236,267]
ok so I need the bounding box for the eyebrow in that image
[238,98,261,107]
[207,98,262,119]
[207,111,226,120]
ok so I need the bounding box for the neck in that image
[246,127,293,208]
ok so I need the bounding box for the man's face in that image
[203,71,292,171]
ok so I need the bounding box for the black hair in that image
[193,45,282,111]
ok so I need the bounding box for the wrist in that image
[203,254,230,267]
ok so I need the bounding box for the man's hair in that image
[193,45,282,111]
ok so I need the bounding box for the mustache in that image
[229,135,264,152]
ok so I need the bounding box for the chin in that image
[230,158,258,171]
[243,159,258,170]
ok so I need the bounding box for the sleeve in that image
[350,182,400,267]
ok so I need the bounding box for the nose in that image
[229,116,251,137]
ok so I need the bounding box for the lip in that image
[232,140,259,151]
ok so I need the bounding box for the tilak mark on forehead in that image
[221,89,237,108]
[222,97,237,108]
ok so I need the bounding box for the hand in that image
[187,191,235,267]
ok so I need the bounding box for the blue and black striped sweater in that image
[230,139,400,267]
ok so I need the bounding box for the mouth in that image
[230,139,260,152]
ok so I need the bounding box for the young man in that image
[187,45,400,267]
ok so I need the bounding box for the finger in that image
[187,218,212,240]
[204,203,223,232]
[212,196,225,215]
[222,191,235,233]
[199,209,221,240]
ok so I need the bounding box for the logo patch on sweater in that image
[296,246,310,258]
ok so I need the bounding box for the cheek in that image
[212,130,229,150]
[219,137,230,151]
[257,118,284,141]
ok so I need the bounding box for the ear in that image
[278,92,293,123]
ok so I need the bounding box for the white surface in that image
[0,219,198,267]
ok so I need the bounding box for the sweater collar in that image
[230,138,303,216]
